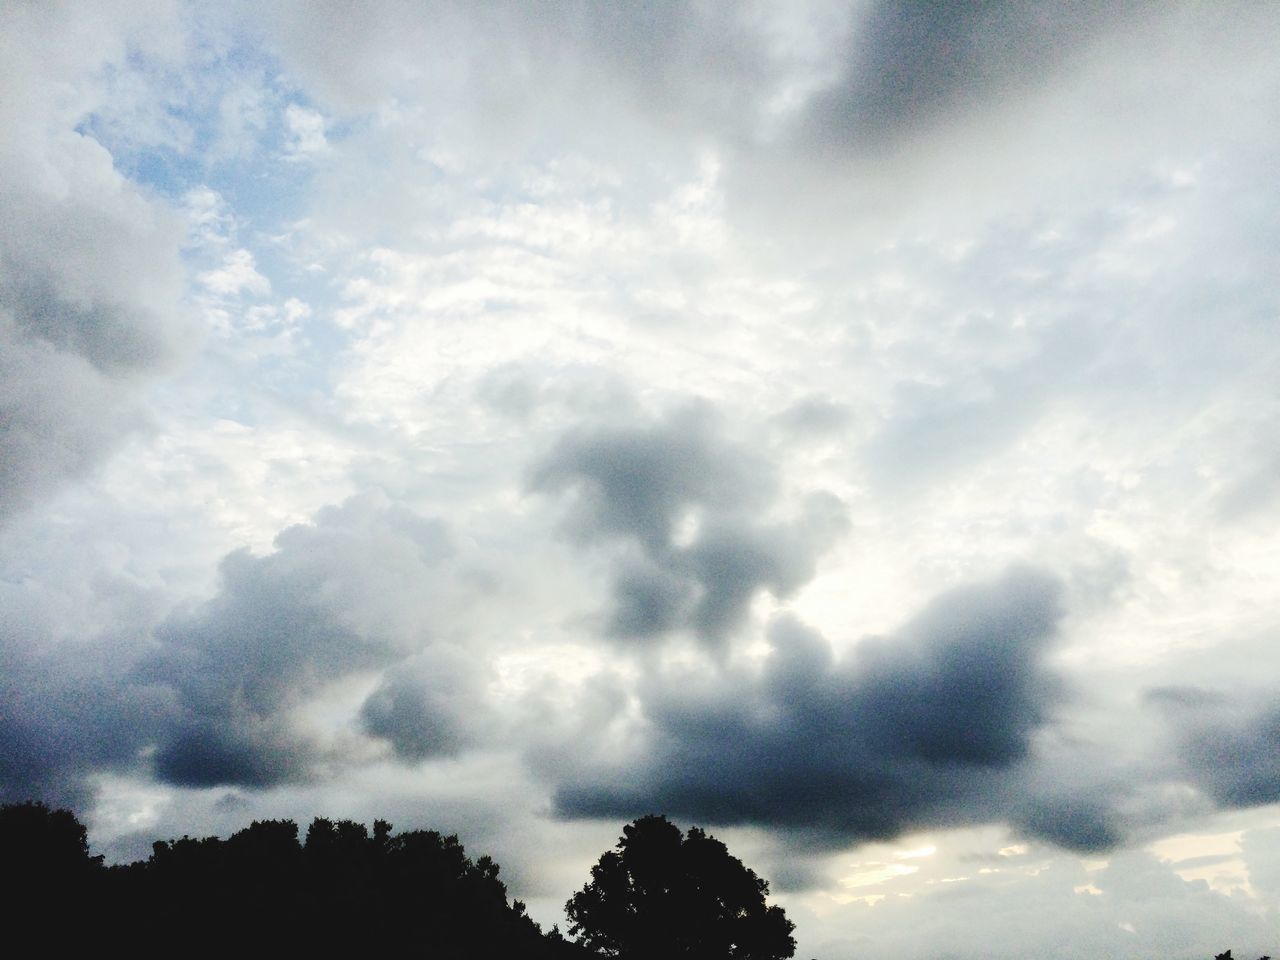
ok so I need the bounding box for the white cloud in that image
[198,248,271,298]
[283,102,329,160]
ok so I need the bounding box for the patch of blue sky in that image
[125,145,210,203]
[76,29,328,228]
[211,160,310,232]
[68,28,385,430]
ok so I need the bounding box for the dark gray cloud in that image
[549,566,1114,849]
[692,493,850,641]
[359,647,487,762]
[136,495,456,788]
[0,494,476,803]
[0,525,176,810]
[605,498,848,644]
[798,0,1151,155]
[0,263,176,376]
[607,556,695,639]
[530,404,772,552]
[151,714,308,790]
[0,640,168,809]
[532,407,848,646]
[1150,687,1280,809]
[681,523,799,640]
[1012,797,1119,853]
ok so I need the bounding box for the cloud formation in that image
[0,639,164,809]
[799,1,1145,153]
[532,405,848,645]
[137,495,459,787]
[359,646,488,762]
[0,493,482,803]
[0,2,186,524]
[1150,687,1280,811]
[550,566,1108,848]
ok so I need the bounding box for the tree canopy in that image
[0,800,588,957]
[565,814,797,960]
[7,800,1271,960]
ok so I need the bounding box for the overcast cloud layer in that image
[2,3,1278,958]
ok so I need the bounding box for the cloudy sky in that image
[3,2,1279,956]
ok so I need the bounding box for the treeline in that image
[1,800,590,956]
[1,801,1271,959]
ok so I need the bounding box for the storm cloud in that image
[0,639,166,808]
[359,646,489,762]
[0,493,481,803]
[1150,686,1280,811]
[532,405,848,645]
[550,566,1112,849]
[137,495,462,787]
[798,0,1159,154]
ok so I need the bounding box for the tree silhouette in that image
[0,800,597,956]
[0,799,103,924]
[565,814,796,960]
[0,800,99,875]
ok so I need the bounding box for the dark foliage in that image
[0,799,102,923]
[5,802,1272,960]
[0,800,99,873]
[565,814,796,960]
[1,800,591,957]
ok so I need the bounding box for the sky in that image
[1,2,1278,957]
